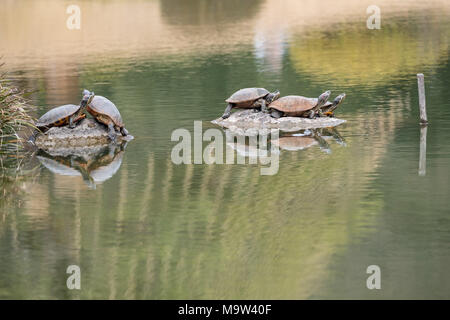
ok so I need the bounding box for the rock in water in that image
[34,118,133,149]
[212,110,346,135]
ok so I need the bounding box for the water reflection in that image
[224,129,274,162]
[418,125,427,176]
[36,143,126,189]
[0,0,449,300]
[253,29,287,73]
[272,128,346,153]
[160,0,263,25]
[289,18,450,85]
[0,151,40,214]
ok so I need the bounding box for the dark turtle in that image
[83,90,129,143]
[268,90,331,119]
[28,91,94,144]
[222,88,280,119]
[321,93,346,117]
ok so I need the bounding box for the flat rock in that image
[212,109,346,135]
[35,118,133,150]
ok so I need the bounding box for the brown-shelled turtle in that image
[222,87,280,119]
[28,91,94,144]
[320,93,346,117]
[268,91,331,119]
[83,90,129,143]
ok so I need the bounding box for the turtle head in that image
[333,93,346,106]
[80,90,95,110]
[266,90,280,104]
[317,90,331,108]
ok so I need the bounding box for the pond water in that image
[1,0,450,299]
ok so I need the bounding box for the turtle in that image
[268,90,331,119]
[320,93,346,117]
[222,88,280,119]
[83,90,129,143]
[28,91,94,144]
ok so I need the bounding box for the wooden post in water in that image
[417,73,428,176]
[418,125,427,176]
[417,73,428,124]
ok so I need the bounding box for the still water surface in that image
[1,0,450,299]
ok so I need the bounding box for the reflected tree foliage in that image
[160,0,263,25]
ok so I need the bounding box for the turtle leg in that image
[270,110,283,118]
[69,115,76,128]
[120,127,128,136]
[221,103,233,119]
[252,100,261,112]
[107,122,117,143]
[260,99,268,113]
[253,98,267,113]
[308,109,318,119]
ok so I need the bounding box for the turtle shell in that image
[87,96,124,127]
[35,104,80,127]
[268,96,317,116]
[226,88,269,104]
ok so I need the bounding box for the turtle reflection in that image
[223,130,277,162]
[272,127,346,153]
[37,144,126,189]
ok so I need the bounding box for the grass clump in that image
[0,74,36,153]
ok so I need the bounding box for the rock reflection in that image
[224,129,274,163]
[37,143,127,189]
